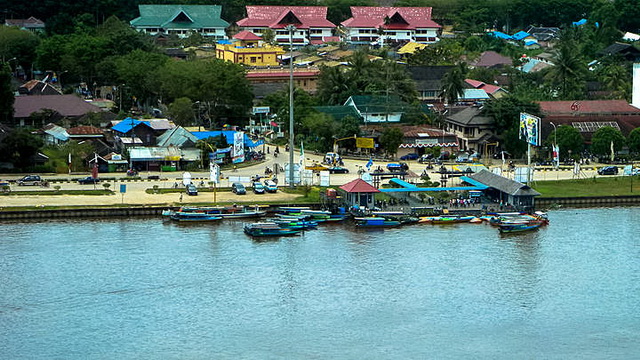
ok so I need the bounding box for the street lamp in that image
[550,121,557,168]
[285,24,296,188]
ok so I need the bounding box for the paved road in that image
[0,149,618,208]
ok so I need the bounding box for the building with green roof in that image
[130,5,229,40]
[314,106,363,122]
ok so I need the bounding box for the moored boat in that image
[170,211,222,222]
[273,219,318,230]
[430,215,474,224]
[354,217,402,228]
[243,222,301,237]
[498,222,542,233]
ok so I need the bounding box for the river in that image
[1,207,638,359]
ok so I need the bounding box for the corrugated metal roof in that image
[467,170,540,196]
[342,7,440,29]
[130,5,228,29]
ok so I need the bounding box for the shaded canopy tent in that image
[339,178,380,209]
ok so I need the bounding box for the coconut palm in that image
[440,62,468,106]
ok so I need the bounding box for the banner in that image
[552,144,559,167]
[356,137,375,149]
[209,163,220,184]
[519,113,540,146]
[232,131,245,163]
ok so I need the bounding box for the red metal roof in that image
[339,178,380,193]
[342,7,440,29]
[67,125,104,135]
[237,6,335,29]
[539,100,640,115]
[13,95,103,118]
[233,30,261,41]
[465,79,504,95]
[472,51,512,68]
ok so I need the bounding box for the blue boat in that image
[354,217,402,228]
[170,212,222,223]
[243,222,301,237]
[498,222,542,233]
[273,219,318,230]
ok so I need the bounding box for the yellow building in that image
[216,30,285,67]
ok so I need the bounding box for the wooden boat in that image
[165,206,266,219]
[430,216,474,224]
[498,222,542,233]
[273,219,318,230]
[243,223,301,237]
[170,211,222,223]
[354,217,402,228]
[469,217,483,223]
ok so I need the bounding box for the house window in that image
[310,29,322,34]
[250,57,257,63]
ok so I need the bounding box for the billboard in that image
[232,131,245,163]
[356,137,375,149]
[519,113,541,146]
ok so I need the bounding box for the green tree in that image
[0,26,40,79]
[590,126,625,158]
[261,29,276,45]
[544,36,587,99]
[408,38,466,66]
[168,97,196,127]
[597,64,630,100]
[0,63,14,123]
[627,128,640,155]
[0,129,44,169]
[158,59,253,126]
[378,127,404,157]
[482,96,540,157]
[113,50,168,108]
[546,125,584,160]
[262,87,318,133]
[301,112,337,152]
[440,62,468,105]
[316,65,353,105]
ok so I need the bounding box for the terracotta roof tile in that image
[339,178,380,193]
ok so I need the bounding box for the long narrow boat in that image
[430,216,474,224]
[498,222,542,233]
[354,217,402,228]
[243,223,301,237]
[170,212,222,223]
[273,219,318,230]
[164,206,266,219]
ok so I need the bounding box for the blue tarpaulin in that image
[192,131,264,148]
[112,118,151,134]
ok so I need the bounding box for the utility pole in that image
[286,24,296,188]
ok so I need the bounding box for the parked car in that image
[186,184,198,196]
[400,153,419,161]
[324,152,341,165]
[386,162,409,172]
[597,166,618,175]
[253,181,265,194]
[231,182,246,195]
[78,176,100,185]
[264,180,278,193]
[328,166,349,174]
[18,175,42,186]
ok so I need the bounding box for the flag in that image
[610,140,615,162]
[68,152,72,174]
[91,153,98,179]
[299,141,305,167]
[552,144,559,167]
[366,158,373,171]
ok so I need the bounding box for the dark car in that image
[400,153,419,161]
[78,176,100,185]
[328,166,349,174]
[493,151,511,160]
[597,166,618,175]
[231,182,246,195]
[186,184,198,195]
[17,175,42,186]
[252,182,265,194]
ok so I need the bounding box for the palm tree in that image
[317,66,352,105]
[440,62,468,106]
[545,38,587,99]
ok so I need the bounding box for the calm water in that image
[0,208,639,359]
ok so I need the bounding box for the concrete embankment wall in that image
[0,206,172,220]
[536,195,640,209]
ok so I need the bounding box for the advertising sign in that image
[356,137,375,149]
[519,113,541,146]
[252,106,270,115]
[232,131,245,164]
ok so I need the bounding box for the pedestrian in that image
[179,194,183,203]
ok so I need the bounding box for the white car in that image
[264,180,278,193]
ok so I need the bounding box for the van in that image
[231,182,246,195]
[17,175,42,186]
[264,180,278,193]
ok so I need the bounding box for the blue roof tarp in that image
[112,118,151,134]
[489,31,512,40]
[192,131,264,148]
[573,18,587,26]
[512,31,530,41]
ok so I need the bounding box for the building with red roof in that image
[339,178,380,209]
[341,7,441,45]
[236,6,336,46]
[464,79,508,99]
[537,100,640,142]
